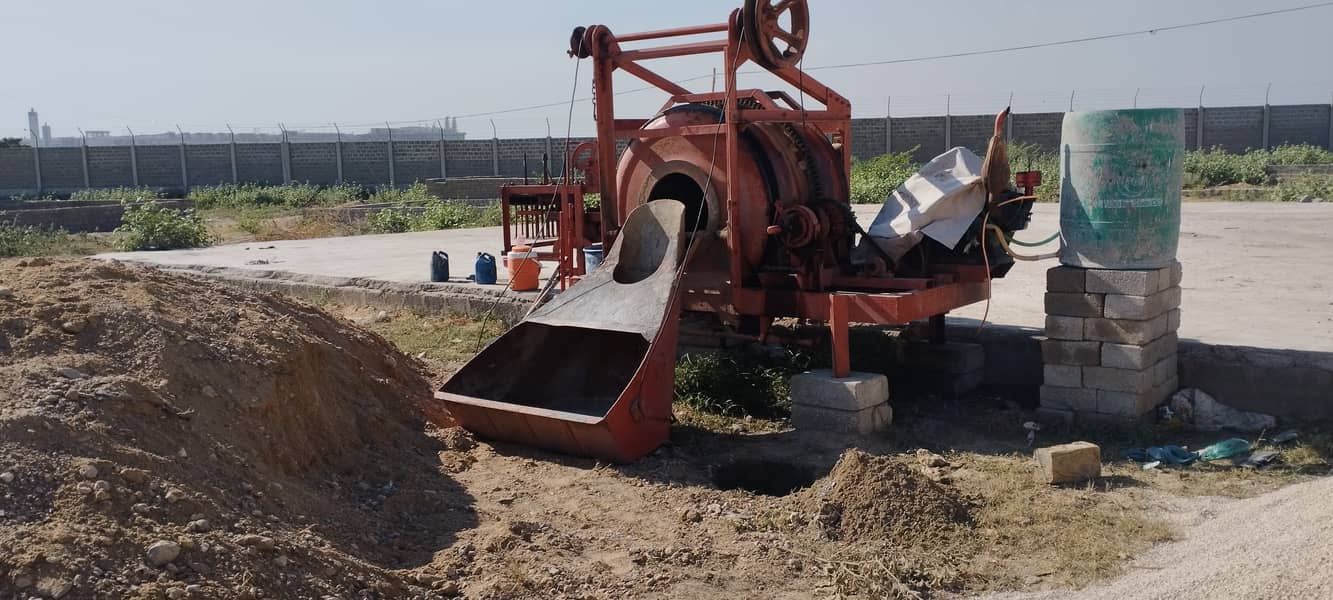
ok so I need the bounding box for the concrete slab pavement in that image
[98,202,1333,352]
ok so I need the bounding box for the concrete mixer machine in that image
[439,0,1039,462]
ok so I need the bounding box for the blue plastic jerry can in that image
[474,252,498,285]
[430,251,450,282]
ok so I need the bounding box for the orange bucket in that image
[507,245,540,291]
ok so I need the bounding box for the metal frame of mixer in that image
[501,0,1010,376]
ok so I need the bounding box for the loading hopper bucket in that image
[436,200,688,463]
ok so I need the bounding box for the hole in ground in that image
[711,459,821,497]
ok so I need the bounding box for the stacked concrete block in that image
[790,370,892,434]
[903,340,986,398]
[1039,262,1182,425]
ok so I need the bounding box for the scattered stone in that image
[57,367,88,380]
[186,584,203,594]
[177,448,189,459]
[119,468,149,484]
[1034,441,1102,485]
[914,449,950,468]
[146,540,182,567]
[681,508,702,523]
[273,555,289,568]
[201,386,217,399]
[166,587,187,600]
[0,471,14,483]
[164,488,187,503]
[94,480,112,492]
[236,534,276,551]
[437,581,461,596]
[132,503,151,514]
[94,489,112,502]
[0,286,12,298]
[35,577,73,598]
[187,519,211,533]
[60,320,86,334]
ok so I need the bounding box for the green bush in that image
[369,182,434,205]
[849,149,919,204]
[0,224,65,257]
[673,350,810,418]
[1183,144,1333,188]
[1007,143,1061,202]
[366,200,502,234]
[69,186,162,202]
[189,183,365,210]
[1271,175,1333,202]
[116,202,212,251]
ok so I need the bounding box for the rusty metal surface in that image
[439,201,688,463]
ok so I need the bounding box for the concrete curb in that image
[108,261,532,324]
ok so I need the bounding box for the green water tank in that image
[1058,108,1185,269]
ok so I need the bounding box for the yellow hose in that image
[986,225,1060,261]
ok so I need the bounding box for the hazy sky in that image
[7,0,1333,139]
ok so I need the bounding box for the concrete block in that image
[1164,261,1183,289]
[790,370,889,411]
[1043,364,1082,388]
[1046,266,1086,292]
[1153,353,1179,385]
[1166,308,1182,333]
[903,341,984,375]
[1045,315,1085,341]
[1101,333,1179,370]
[1034,441,1102,484]
[1098,375,1178,418]
[791,401,892,435]
[1039,385,1098,412]
[1086,268,1159,296]
[1041,340,1102,366]
[937,369,984,398]
[1044,292,1105,318]
[1084,313,1171,345]
[1103,287,1182,320]
[1083,366,1155,393]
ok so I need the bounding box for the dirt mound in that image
[0,258,470,599]
[799,449,971,545]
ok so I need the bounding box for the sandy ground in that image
[98,203,1333,352]
[981,476,1333,600]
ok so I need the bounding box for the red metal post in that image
[830,293,850,378]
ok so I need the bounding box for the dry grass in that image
[358,309,508,376]
[949,452,1175,592]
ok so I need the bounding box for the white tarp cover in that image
[862,147,986,261]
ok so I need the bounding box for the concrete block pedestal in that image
[1039,262,1182,426]
[790,370,892,434]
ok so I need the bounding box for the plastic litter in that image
[1240,450,1281,470]
[1197,438,1252,462]
[1126,446,1197,465]
[1171,388,1277,432]
[1272,430,1300,444]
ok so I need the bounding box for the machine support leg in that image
[930,313,947,344]
[830,294,851,378]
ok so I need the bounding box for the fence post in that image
[279,124,292,184]
[943,94,952,151]
[226,125,238,183]
[385,122,395,187]
[490,119,500,177]
[884,97,892,154]
[1328,91,1333,151]
[545,118,553,173]
[437,120,448,180]
[332,123,344,184]
[176,125,189,193]
[78,129,90,189]
[1069,90,1075,113]
[1196,86,1206,150]
[127,128,139,188]
[32,144,42,196]
[1262,83,1272,150]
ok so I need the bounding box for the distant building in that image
[86,130,110,138]
[27,108,39,145]
[41,123,51,145]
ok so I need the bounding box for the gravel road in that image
[982,475,1333,600]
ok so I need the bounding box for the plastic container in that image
[430,251,450,282]
[507,245,540,292]
[1058,108,1185,269]
[474,252,498,285]
[583,243,604,272]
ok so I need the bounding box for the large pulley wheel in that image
[742,0,809,69]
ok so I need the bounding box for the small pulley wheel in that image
[742,0,809,69]
[569,26,592,58]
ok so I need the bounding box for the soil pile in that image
[0,258,470,599]
[799,449,972,545]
